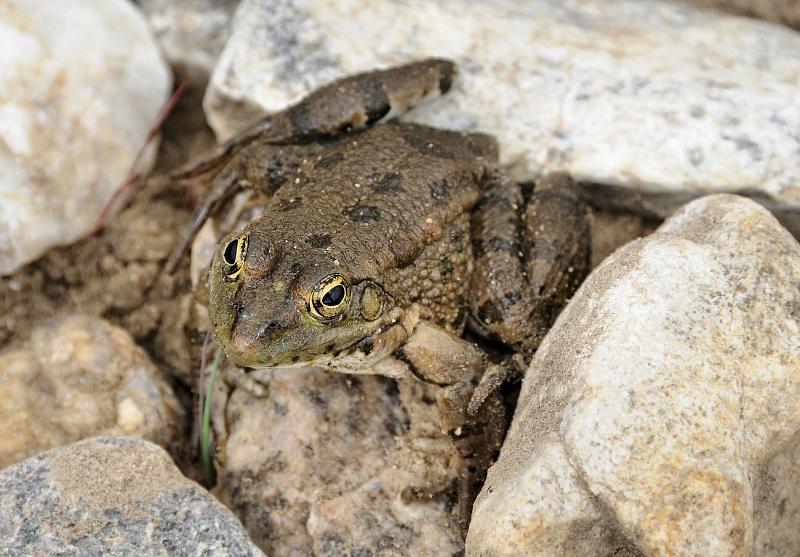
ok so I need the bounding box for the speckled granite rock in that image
[206,0,800,218]
[0,437,265,556]
[466,195,800,556]
[213,366,463,556]
[0,0,170,275]
[0,314,183,469]
[141,0,239,83]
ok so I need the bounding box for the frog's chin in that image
[228,335,376,371]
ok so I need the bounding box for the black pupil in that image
[322,285,345,306]
[224,239,238,265]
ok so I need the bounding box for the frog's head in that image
[207,224,393,369]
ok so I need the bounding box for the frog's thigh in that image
[470,170,590,353]
[274,58,456,141]
[396,321,484,434]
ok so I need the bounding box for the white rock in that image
[466,194,800,556]
[0,0,171,275]
[140,0,239,83]
[206,0,800,217]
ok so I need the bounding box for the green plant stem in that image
[201,348,224,486]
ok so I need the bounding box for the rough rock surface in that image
[141,0,239,83]
[0,437,265,556]
[0,0,171,275]
[466,195,800,556]
[213,366,463,556]
[0,314,183,469]
[206,0,800,217]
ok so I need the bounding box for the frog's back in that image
[261,123,496,280]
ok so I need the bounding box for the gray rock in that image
[466,195,800,555]
[205,0,800,219]
[0,0,171,275]
[0,436,265,556]
[212,366,463,556]
[0,314,183,469]
[140,0,239,83]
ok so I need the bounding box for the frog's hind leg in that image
[470,170,591,355]
[173,57,455,178]
[267,58,456,142]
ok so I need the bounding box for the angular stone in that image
[0,314,183,469]
[467,195,800,556]
[0,0,171,275]
[0,437,265,556]
[205,0,800,218]
[213,367,463,556]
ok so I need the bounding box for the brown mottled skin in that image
[170,59,590,531]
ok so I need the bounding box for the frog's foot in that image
[471,170,591,353]
[223,366,269,398]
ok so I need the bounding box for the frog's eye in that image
[221,235,248,280]
[310,274,350,321]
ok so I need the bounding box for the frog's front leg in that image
[471,170,591,354]
[395,321,507,531]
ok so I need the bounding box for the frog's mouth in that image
[233,328,395,373]
[306,320,414,375]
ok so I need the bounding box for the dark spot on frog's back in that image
[277,197,302,212]
[342,204,381,222]
[305,233,332,248]
[367,172,403,193]
[429,178,448,201]
[440,259,454,278]
[315,152,344,170]
[401,127,457,160]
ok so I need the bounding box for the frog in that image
[167,59,590,530]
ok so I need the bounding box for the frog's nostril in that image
[257,320,283,340]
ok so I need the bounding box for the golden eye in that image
[310,274,350,321]
[221,235,248,280]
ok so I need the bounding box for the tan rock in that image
[0,314,183,469]
[467,195,800,556]
[213,366,463,556]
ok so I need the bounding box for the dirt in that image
[0,86,212,379]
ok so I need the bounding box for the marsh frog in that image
[169,59,590,527]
